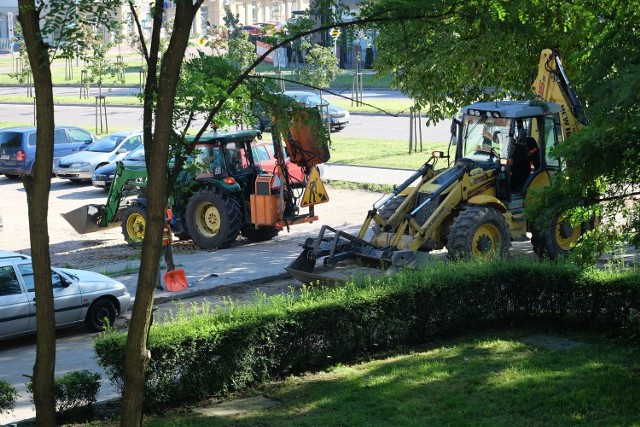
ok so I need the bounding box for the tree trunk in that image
[17,1,57,425]
[119,2,202,425]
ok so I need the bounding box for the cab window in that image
[543,116,562,170]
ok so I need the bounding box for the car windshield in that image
[300,94,322,106]
[462,116,512,163]
[88,135,126,153]
[124,145,145,161]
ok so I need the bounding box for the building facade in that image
[0,0,311,52]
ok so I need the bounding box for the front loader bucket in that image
[61,204,104,234]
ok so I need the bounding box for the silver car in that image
[283,91,351,131]
[0,250,131,340]
[54,130,143,182]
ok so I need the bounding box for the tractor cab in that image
[458,101,565,209]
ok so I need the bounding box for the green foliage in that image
[83,38,116,95]
[227,30,256,71]
[300,44,340,90]
[0,379,18,415]
[26,370,101,421]
[222,5,240,30]
[94,259,640,411]
[37,0,121,60]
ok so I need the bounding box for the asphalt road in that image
[0,98,453,143]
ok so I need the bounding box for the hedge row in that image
[94,259,640,410]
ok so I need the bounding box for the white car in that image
[54,130,143,182]
[283,91,351,131]
[0,250,131,340]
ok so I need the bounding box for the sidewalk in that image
[93,163,415,302]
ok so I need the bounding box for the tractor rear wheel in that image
[241,225,279,242]
[531,215,582,259]
[186,189,243,249]
[446,205,511,259]
[121,204,147,247]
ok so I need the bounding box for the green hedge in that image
[94,259,640,410]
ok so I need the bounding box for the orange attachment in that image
[250,194,279,226]
[163,269,188,292]
[286,109,331,168]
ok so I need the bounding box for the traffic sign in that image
[330,27,341,40]
[301,166,330,207]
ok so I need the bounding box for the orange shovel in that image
[163,269,188,292]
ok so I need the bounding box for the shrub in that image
[94,259,640,411]
[0,379,18,415]
[27,370,101,423]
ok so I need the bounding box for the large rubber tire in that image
[372,196,407,233]
[446,205,511,259]
[241,225,279,242]
[121,204,147,247]
[85,298,117,332]
[186,189,243,249]
[531,215,582,260]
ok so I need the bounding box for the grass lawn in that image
[143,329,640,426]
[328,135,450,169]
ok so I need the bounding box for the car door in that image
[0,263,30,338]
[20,263,82,330]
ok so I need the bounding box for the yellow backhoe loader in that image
[287,48,590,282]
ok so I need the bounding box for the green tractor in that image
[63,128,329,249]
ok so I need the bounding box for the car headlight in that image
[71,162,91,168]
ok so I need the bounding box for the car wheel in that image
[85,298,117,332]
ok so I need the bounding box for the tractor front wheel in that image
[121,204,147,247]
[186,189,243,249]
[447,205,511,259]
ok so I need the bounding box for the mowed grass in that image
[144,330,640,426]
[328,135,450,169]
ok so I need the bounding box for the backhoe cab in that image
[287,49,588,282]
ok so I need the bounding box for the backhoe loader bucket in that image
[61,204,104,234]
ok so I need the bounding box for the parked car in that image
[283,90,350,131]
[54,130,143,182]
[92,143,146,189]
[240,24,263,36]
[0,126,96,179]
[0,250,131,340]
[253,140,307,185]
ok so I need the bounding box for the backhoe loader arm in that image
[532,48,589,139]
